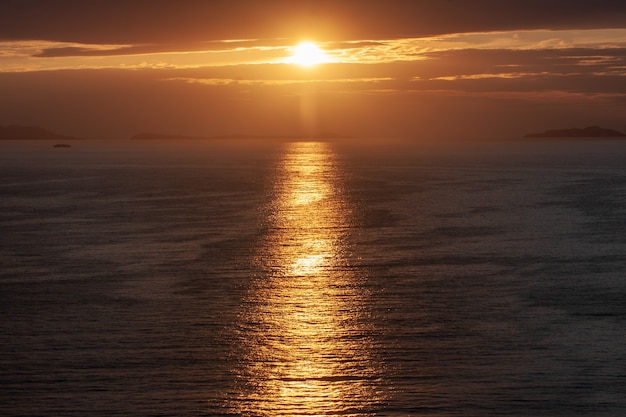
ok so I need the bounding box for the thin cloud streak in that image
[167,77,393,86]
[0,42,290,73]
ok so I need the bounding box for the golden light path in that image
[232,142,383,416]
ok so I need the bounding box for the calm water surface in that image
[1,139,626,416]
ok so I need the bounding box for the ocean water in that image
[1,138,625,416]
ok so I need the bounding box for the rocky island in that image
[525,126,626,138]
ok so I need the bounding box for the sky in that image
[1,0,626,140]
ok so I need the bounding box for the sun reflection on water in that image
[232,142,383,416]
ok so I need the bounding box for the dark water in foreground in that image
[1,139,626,416]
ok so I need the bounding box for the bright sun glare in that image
[289,42,329,66]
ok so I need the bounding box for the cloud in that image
[329,29,626,64]
[2,1,626,141]
[1,65,625,140]
[32,39,284,58]
[1,0,625,45]
[2,28,625,75]
[167,76,393,87]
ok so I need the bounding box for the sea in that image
[1,138,625,416]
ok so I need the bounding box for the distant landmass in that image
[525,126,626,138]
[131,132,352,141]
[0,125,83,140]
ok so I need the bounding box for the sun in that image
[288,41,329,67]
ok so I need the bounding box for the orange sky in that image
[1,1,625,139]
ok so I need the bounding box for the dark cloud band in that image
[1,0,626,44]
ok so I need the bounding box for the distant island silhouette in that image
[0,125,82,140]
[131,132,352,141]
[525,126,626,138]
